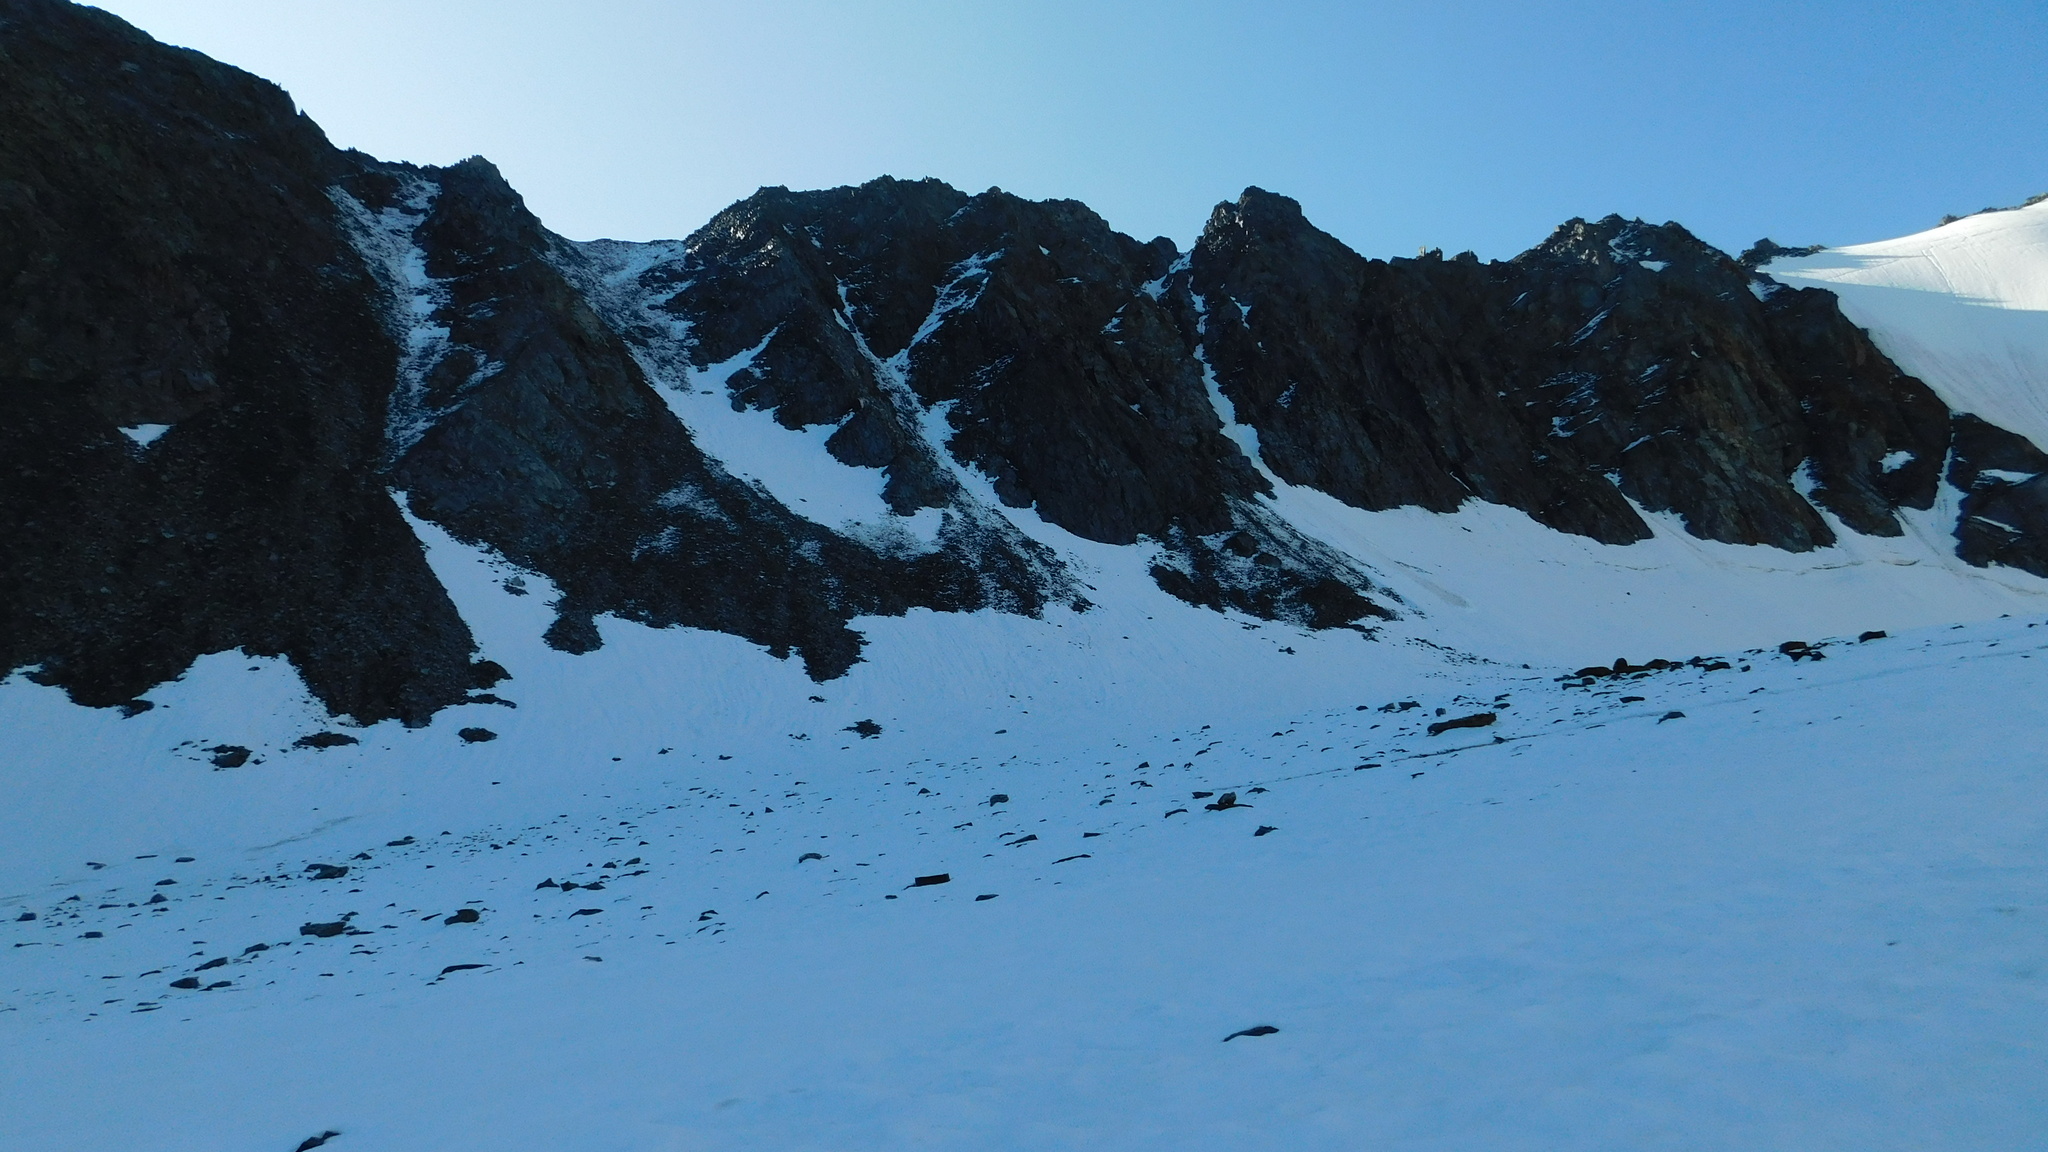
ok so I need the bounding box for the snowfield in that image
[5,524,2048,1150]
[8,201,2048,1150]
[1766,197,2048,453]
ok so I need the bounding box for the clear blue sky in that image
[91,0,2048,260]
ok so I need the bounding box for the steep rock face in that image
[584,179,1391,631]
[0,0,490,723]
[356,161,1075,676]
[1192,190,1951,551]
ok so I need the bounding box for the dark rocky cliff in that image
[5,0,2044,724]
[0,0,489,723]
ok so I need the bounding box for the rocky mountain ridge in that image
[5,0,2045,725]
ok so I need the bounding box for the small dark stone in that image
[1164,808,1188,817]
[1254,826,1277,836]
[1204,792,1243,811]
[1052,854,1091,864]
[204,980,231,990]
[81,930,103,938]
[386,836,415,846]
[975,894,999,901]
[1659,711,1687,722]
[299,921,349,938]
[1859,630,1888,641]
[797,853,823,863]
[443,908,480,925]
[294,1131,342,1152]
[304,864,348,880]
[154,878,175,885]
[175,856,195,863]
[1192,791,1214,799]
[207,745,250,768]
[14,912,32,922]
[1427,712,1497,736]
[438,964,486,976]
[910,873,951,887]
[570,908,603,917]
[293,732,359,749]
[1620,695,1644,703]
[1223,1025,1280,1041]
[146,892,166,905]
[242,943,269,955]
[457,727,497,743]
[987,794,1009,806]
[845,719,882,738]
[168,977,200,990]
[195,957,227,971]
[536,878,559,889]
[1007,834,1038,846]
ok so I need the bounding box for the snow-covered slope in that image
[5,519,2047,1148]
[1766,199,2048,450]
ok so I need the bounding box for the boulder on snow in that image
[1427,712,1497,736]
[293,732,358,749]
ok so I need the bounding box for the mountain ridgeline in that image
[5,0,2045,724]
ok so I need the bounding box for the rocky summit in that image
[4,0,2045,726]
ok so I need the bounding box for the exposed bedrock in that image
[3,0,2041,724]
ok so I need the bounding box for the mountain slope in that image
[7,0,2048,724]
[8,4,2048,1148]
